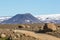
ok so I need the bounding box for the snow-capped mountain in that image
[0,16,11,23]
[0,14,60,24]
[36,14,60,23]
[36,14,60,20]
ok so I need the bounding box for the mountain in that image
[1,14,60,24]
[36,14,60,23]
[1,13,41,24]
[0,16,11,23]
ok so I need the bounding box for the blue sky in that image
[0,0,60,16]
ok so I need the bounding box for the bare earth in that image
[13,30,60,40]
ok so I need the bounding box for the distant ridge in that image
[36,14,60,23]
[1,13,41,24]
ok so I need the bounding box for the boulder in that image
[15,34,20,38]
[0,33,6,38]
[48,23,57,31]
[43,23,57,32]
[26,25,30,28]
[18,25,25,28]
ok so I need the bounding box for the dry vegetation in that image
[0,29,60,40]
[0,23,60,40]
[0,23,44,32]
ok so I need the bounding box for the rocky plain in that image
[0,23,60,40]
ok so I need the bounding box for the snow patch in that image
[25,20,30,22]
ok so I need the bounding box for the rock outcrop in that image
[43,23,57,32]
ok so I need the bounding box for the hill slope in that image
[1,13,41,24]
